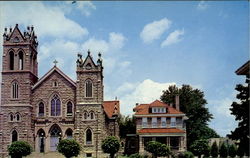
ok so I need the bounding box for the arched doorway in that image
[49,124,62,151]
[12,130,18,142]
[37,129,45,153]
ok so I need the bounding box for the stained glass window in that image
[85,80,93,97]
[51,94,61,116]
[39,102,44,116]
[67,102,73,115]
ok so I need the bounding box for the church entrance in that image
[49,125,62,151]
[37,129,45,153]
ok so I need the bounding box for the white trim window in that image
[142,117,147,128]
[170,117,176,127]
[161,117,167,127]
[152,117,157,128]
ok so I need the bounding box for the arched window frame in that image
[85,128,93,145]
[11,81,19,99]
[65,128,73,139]
[90,111,95,120]
[9,50,14,70]
[38,102,45,117]
[9,113,14,122]
[83,112,88,120]
[66,101,73,116]
[16,113,21,122]
[18,50,24,70]
[50,94,61,117]
[85,79,93,98]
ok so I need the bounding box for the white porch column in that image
[139,136,144,153]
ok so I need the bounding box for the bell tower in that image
[1,24,38,105]
[0,24,38,155]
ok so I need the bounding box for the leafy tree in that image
[203,146,210,158]
[145,141,170,158]
[102,136,120,158]
[118,115,136,138]
[189,139,209,158]
[160,85,219,148]
[178,151,194,158]
[211,142,219,157]
[8,141,32,158]
[228,73,249,156]
[228,144,237,158]
[219,142,228,157]
[57,139,80,158]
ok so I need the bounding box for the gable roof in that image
[8,24,25,42]
[32,66,76,90]
[133,99,184,115]
[82,51,97,68]
[235,60,249,75]
[103,100,120,119]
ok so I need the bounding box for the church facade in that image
[0,24,120,158]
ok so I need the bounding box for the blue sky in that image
[0,1,249,137]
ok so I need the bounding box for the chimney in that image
[175,95,180,111]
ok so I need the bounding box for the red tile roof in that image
[138,128,185,134]
[103,101,120,119]
[133,100,183,115]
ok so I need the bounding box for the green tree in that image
[211,142,219,157]
[228,144,237,158]
[228,74,249,156]
[203,146,210,158]
[118,115,136,138]
[160,85,219,148]
[57,139,80,158]
[145,141,170,158]
[101,136,120,158]
[189,139,209,158]
[219,142,228,157]
[8,141,32,158]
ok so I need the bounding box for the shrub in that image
[219,142,228,157]
[203,146,210,158]
[57,139,81,158]
[129,153,143,158]
[102,136,120,158]
[228,144,237,158]
[145,141,170,158]
[178,151,194,158]
[211,142,219,157]
[8,141,32,158]
[190,139,209,158]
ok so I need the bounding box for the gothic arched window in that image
[51,94,61,116]
[12,130,18,142]
[67,102,73,116]
[90,112,95,120]
[86,129,92,144]
[12,81,19,99]
[65,128,73,139]
[84,112,88,120]
[9,113,14,122]
[38,102,45,117]
[9,51,14,70]
[85,80,93,98]
[16,113,20,121]
[18,51,24,70]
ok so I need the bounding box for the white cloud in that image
[161,29,184,47]
[64,1,96,17]
[117,79,176,115]
[197,1,208,10]
[0,1,88,39]
[140,18,172,43]
[109,32,126,49]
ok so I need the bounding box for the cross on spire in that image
[53,60,58,67]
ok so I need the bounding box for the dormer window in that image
[152,107,166,113]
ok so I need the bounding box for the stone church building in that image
[0,24,120,158]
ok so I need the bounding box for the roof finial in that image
[53,60,58,67]
[87,49,90,55]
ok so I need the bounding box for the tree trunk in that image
[110,153,114,158]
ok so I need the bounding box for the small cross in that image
[53,60,58,66]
